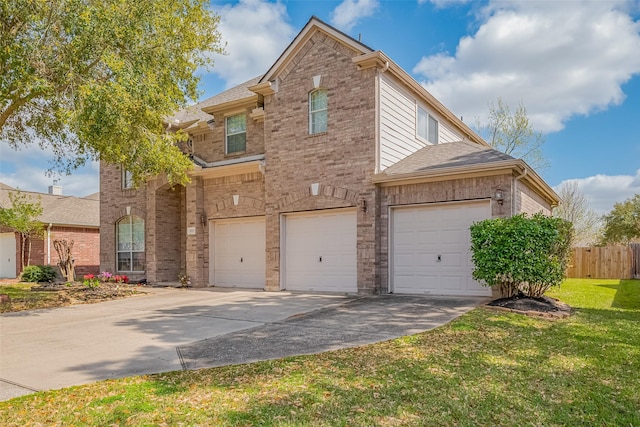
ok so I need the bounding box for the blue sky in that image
[1,0,639,214]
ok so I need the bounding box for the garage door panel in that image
[284,210,357,293]
[212,218,265,289]
[392,202,491,296]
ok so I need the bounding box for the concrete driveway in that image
[0,287,485,401]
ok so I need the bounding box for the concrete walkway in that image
[0,287,485,401]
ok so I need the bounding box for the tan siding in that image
[378,74,464,170]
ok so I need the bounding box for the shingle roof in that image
[0,184,99,227]
[383,141,514,175]
[167,76,262,129]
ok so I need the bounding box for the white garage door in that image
[391,201,491,296]
[210,217,265,288]
[0,233,17,279]
[283,209,357,292]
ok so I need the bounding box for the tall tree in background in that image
[0,0,224,186]
[476,98,548,171]
[553,181,601,246]
[0,191,44,270]
[600,194,640,244]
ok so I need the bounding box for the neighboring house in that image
[0,183,100,279]
[100,17,559,296]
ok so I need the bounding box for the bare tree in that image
[553,181,601,246]
[476,98,548,171]
[53,240,75,282]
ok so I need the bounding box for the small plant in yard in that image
[178,272,191,287]
[114,275,129,283]
[83,274,100,288]
[20,265,57,282]
[99,271,113,282]
[99,271,129,284]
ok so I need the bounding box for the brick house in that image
[100,17,559,296]
[0,182,100,279]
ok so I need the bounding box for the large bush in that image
[21,265,57,283]
[470,213,573,298]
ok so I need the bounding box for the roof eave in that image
[201,95,260,115]
[374,159,560,207]
[353,51,488,148]
[259,16,373,85]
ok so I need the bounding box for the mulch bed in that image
[1,282,147,312]
[32,282,146,302]
[487,293,573,319]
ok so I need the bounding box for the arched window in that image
[116,216,145,272]
[309,89,327,134]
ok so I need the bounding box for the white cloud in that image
[554,170,640,214]
[0,141,99,197]
[423,0,472,7]
[209,0,295,88]
[413,0,640,133]
[330,0,379,31]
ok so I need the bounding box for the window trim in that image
[225,113,247,154]
[309,89,328,135]
[416,104,439,144]
[116,215,145,273]
[122,168,133,190]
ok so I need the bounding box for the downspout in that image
[47,223,52,264]
[512,168,527,216]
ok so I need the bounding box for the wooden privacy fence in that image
[567,244,640,279]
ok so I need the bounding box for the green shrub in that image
[20,265,57,283]
[470,213,573,298]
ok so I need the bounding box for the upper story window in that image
[122,168,133,190]
[226,113,246,154]
[116,215,145,272]
[309,89,327,134]
[417,106,439,144]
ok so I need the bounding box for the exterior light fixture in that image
[206,118,215,129]
[495,189,504,205]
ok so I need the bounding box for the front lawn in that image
[0,282,145,313]
[1,279,638,426]
[0,282,61,312]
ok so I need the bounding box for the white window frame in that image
[116,215,145,273]
[225,113,247,154]
[416,105,439,144]
[122,168,133,190]
[309,89,328,134]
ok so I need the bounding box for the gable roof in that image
[384,141,513,175]
[373,141,559,206]
[258,16,373,85]
[167,76,262,131]
[0,184,99,228]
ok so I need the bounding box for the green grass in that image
[0,283,62,312]
[1,279,639,426]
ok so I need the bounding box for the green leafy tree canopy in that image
[470,213,573,298]
[0,190,45,268]
[600,194,640,244]
[476,98,548,172]
[0,0,224,186]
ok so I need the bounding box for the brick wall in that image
[100,161,148,283]
[515,180,552,215]
[262,30,378,293]
[191,105,265,163]
[11,226,99,278]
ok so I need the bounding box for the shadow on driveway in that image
[177,295,487,370]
